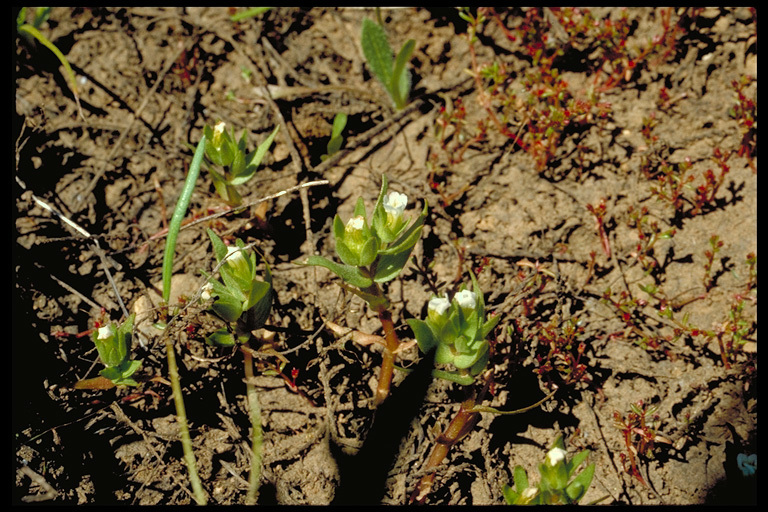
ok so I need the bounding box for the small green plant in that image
[306,175,427,404]
[321,112,347,161]
[502,435,595,504]
[409,273,506,504]
[360,16,415,110]
[200,229,273,346]
[89,314,142,386]
[16,7,83,118]
[202,122,279,206]
[199,228,272,504]
[407,273,501,384]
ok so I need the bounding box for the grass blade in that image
[162,136,207,304]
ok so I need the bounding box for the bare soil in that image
[14,7,756,505]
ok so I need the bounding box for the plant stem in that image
[410,382,558,503]
[241,344,263,504]
[374,308,401,406]
[165,335,207,505]
[160,135,208,504]
[410,397,480,504]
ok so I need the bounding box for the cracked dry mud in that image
[15,7,756,505]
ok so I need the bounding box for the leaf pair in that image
[361,17,415,110]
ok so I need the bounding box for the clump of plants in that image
[502,435,596,505]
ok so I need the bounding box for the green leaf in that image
[566,463,595,502]
[407,318,437,354]
[210,292,245,324]
[502,484,518,505]
[244,125,280,175]
[373,248,412,283]
[207,229,229,262]
[567,449,590,476]
[331,112,347,139]
[304,255,373,289]
[514,465,529,494]
[361,17,394,95]
[391,39,414,109]
[335,238,361,267]
[244,281,272,329]
[353,196,368,218]
[230,7,271,22]
[206,328,238,347]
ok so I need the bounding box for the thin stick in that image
[165,333,207,505]
[241,345,263,504]
[16,177,128,319]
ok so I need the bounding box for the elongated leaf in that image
[207,228,228,262]
[566,463,595,502]
[331,112,347,139]
[305,255,373,289]
[373,248,413,283]
[514,465,529,494]
[163,136,206,303]
[361,17,394,95]
[391,39,415,109]
[243,125,279,176]
[567,449,590,475]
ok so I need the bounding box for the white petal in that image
[97,325,113,340]
[454,289,476,310]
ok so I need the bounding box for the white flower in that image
[428,296,451,316]
[213,121,226,138]
[522,487,539,500]
[201,282,214,301]
[346,215,366,232]
[97,325,113,340]
[225,246,249,276]
[454,289,477,311]
[383,191,408,217]
[546,446,567,466]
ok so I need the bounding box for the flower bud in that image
[213,121,226,146]
[454,289,477,313]
[97,325,114,340]
[383,191,408,231]
[546,446,567,466]
[224,245,250,277]
[201,282,214,301]
[427,296,451,324]
[346,215,366,238]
